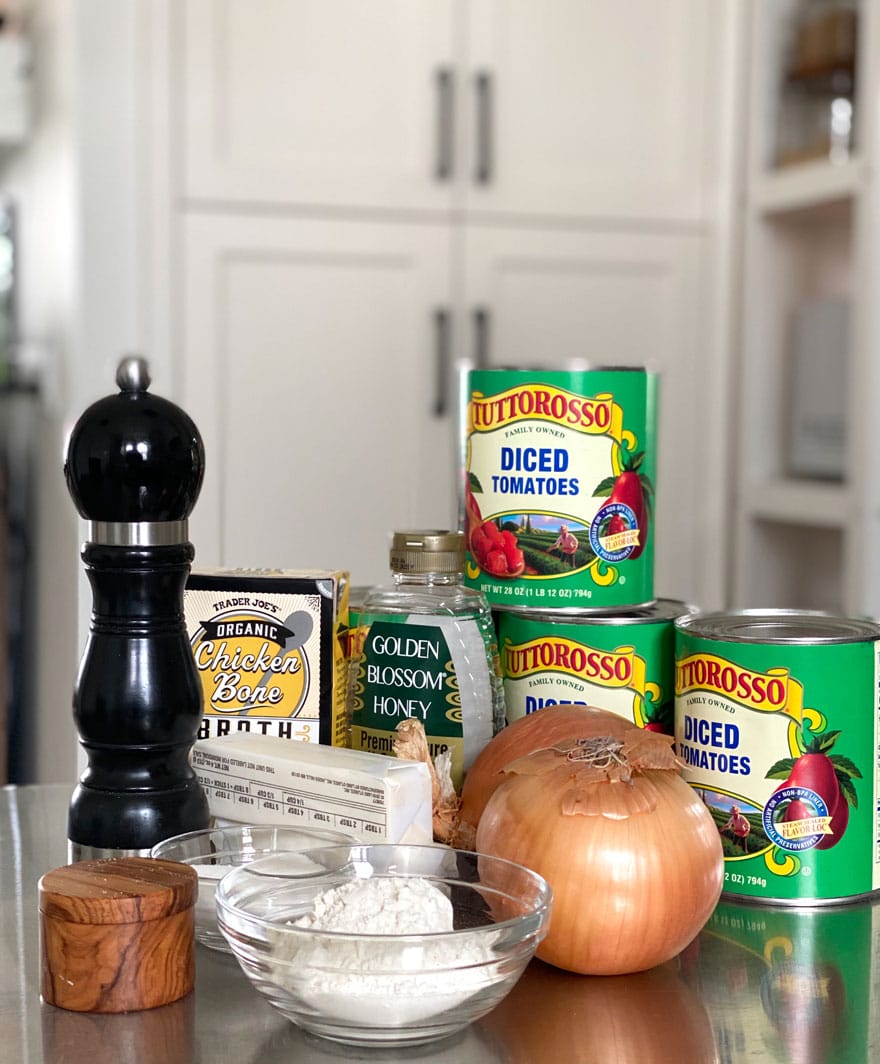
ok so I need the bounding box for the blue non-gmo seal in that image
[762,786,829,852]
[589,502,638,563]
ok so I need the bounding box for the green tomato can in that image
[496,599,692,730]
[675,609,880,906]
[463,367,657,611]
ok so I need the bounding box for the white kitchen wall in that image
[2,0,157,781]
[2,0,78,784]
[3,0,745,783]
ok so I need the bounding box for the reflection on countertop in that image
[3,785,877,1063]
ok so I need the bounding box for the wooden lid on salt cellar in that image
[39,857,198,1013]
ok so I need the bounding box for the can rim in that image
[675,608,880,644]
[468,365,649,376]
[495,598,694,625]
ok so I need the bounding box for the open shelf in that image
[735,519,845,613]
[732,1,873,616]
[750,156,865,215]
[741,478,851,529]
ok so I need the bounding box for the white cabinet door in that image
[465,0,717,222]
[180,0,457,212]
[179,0,721,223]
[460,225,719,606]
[181,214,457,588]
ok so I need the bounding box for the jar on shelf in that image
[774,1,857,168]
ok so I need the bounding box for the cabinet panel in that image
[466,0,716,221]
[181,215,456,588]
[180,0,456,211]
[180,0,720,223]
[461,226,716,606]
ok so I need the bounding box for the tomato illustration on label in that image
[465,474,525,579]
[817,791,850,851]
[592,450,654,561]
[764,731,862,851]
[781,798,813,823]
[643,700,674,735]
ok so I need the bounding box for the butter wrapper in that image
[192,734,433,844]
[185,568,350,748]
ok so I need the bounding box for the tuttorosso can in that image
[495,599,692,730]
[675,609,880,906]
[463,367,657,611]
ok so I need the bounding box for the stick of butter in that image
[192,734,433,844]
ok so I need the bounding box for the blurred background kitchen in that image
[0,1,867,785]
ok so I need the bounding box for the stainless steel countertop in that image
[3,784,876,1062]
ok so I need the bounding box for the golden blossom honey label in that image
[463,368,656,611]
[185,569,350,747]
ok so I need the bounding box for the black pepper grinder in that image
[63,356,210,861]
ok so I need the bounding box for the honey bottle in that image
[349,530,504,791]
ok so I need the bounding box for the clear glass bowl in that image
[150,824,352,951]
[215,843,552,1048]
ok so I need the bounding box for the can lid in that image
[389,530,465,575]
[676,609,880,645]
[469,365,648,375]
[38,857,198,925]
[495,598,693,625]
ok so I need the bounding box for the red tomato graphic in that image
[767,736,860,851]
[468,510,525,579]
[608,471,647,559]
[781,798,813,823]
[786,753,841,813]
[815,792,849,851]
[607,514,627,536]
[501,530,525,573]
[464,484,483,542]
[465,482,523,577]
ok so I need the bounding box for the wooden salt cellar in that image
[38,858,197,1013]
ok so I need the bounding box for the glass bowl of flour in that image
[215,843,552,1048]
[150,824,352,951]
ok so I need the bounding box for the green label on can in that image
[463,368,656,610]
[497,608,677,732]
[674,631,880,903]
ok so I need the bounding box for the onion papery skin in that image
[476,766,724,976]
[460,705,634,837]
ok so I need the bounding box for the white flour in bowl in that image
[294,875,455,935]
[273,875,500,1027]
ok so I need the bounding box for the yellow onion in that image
[459,705,634,844]
[475,727,724,975]
[479,958,717,1063]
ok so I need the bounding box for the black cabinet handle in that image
[473,306,490,368]
[474,71,493,184]
[435,67,455,181]
[434,307,451,416]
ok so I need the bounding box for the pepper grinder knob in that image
[116,353,150,392]
[65,354,204,537]
[64,357,210,861]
